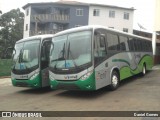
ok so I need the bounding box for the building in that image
[152,0,160,64]
[88,4,134,33]
[22,1,134,38]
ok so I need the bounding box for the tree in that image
[0,8,24,58]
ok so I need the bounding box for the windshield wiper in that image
[67,42,78,69]
[54,43,66,69]
[18,49,31,71]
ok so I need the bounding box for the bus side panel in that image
[94,52,153,90]
[138,52,153,71]
[119,52,153,80]
[112,52,137,80]
[95,64,111,90]
[94,53,126,90]
[94,54,122,90]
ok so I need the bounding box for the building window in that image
[124,12,129,20]
[26,9,29,16]
[75,25,81,27]
[53,24,58,30]
[93,9,100,16]
[25,24,28,31]
[58,25,63,31]
[109,11,115,18]
[76,9,83,16]
[123,28,128,32]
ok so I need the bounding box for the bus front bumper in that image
[50,73,96,91]
[11,75,41,88]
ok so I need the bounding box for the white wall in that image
[154,0,160,31]
[88,5,134,33]
[23,6,31,38]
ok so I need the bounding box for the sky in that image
[0,0,156,32]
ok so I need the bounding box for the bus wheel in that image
[109,71,120,91]
[142,64,146,76]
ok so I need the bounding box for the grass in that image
[0,59,12,77]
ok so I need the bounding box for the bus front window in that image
[13,40,40,73]
[50,31,92,70]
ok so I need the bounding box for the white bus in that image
[49,25,153,91]
[11,34,53,88]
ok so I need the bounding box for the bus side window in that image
[137,39,142,51]
[145,41,152,52]
[107,33,119,51]
[128,37,135,51]
[133,38,138,51]
[100,36,107,56]
[94,30,107,66]
[145,41,150,52]
[119,35,128,51]
[94,35,107,57]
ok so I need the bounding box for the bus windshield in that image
[50,31,92,69]
[13,40,40,71]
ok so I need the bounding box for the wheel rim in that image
[143,66,146,75]
[112,75,118,87]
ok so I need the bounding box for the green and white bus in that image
[49,25,153,91]
[11,34,53,88]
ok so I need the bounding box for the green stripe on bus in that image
[112,59,130,66]
[119,55,153,80]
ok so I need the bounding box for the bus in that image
[11,34,53,88]
[49,25,153,91]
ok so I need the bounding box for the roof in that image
[16,34,54,43]
[53,25,150,41]
[23,1,89,9]
[23,0,135,10]
[89,3,135,10]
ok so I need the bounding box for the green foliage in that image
[0,8,24,58]
[0,59,12,77]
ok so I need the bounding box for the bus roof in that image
[16,34,54,44]
[53,25,151,41]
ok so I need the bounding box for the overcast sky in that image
[0,0,156,32]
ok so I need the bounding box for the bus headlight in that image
[80,71,93,80]
[30,73,39,80]
[49,74,55,81]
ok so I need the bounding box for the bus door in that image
[94,30,110,89]
[41,38,52,87]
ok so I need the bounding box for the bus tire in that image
[141,64,146,76]
[109,70,120,91]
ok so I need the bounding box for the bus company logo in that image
[64,75,77,80]
[20,75,28,79]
